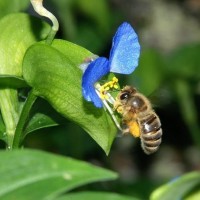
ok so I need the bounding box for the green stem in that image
[30,0,59,45]
[12,90,37,149]
[0,89,19,150]
[45,28,57,45]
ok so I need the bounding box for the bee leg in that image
[121,123,130,135]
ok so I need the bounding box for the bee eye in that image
[120,92,129,100]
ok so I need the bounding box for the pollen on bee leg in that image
[127,121,140,137]
[116,106,123,114]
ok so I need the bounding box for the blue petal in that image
[82,57,109,108]
[109,22,140,74]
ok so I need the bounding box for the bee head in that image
[119,91,130,101]
[120,86,137,100]
[114,86,137,112]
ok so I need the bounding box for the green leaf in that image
[51,39,94,66]
[0,75,28,88]
[23,43,117,154]
[56,191,139,200]
[24,113,58,135]
[0,0,29,19]
[24,99,65,136]
[128,49,164,95]
[0,149,117,200]
[150,172,200,200]
[0,13,51,77]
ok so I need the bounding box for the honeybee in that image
[114,86,162,154]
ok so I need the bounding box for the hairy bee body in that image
[114,86,162,154]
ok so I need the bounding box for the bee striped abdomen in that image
[140,113,162,154]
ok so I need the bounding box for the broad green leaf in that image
[150,172,200,200]
[56,191,139,200]
[51,39,94,66]
[24,99,65,136]
[128,49,164,95]
[0,75,28,88]
[24,113,59,136]
[0,149,117,200]
[23,43,117,154]
[0,0,29,19]
[167,44,200,79]
[0,13,50,76]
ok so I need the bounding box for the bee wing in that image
[109,22,140,74]
[147,87,169,108]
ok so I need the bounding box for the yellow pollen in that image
[114,85,119,89]
[112,77,118,82]
[99,76,119,100]
[105,86,110,91]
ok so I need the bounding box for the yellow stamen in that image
[114,85,119,89]
[98,76,119,100]
[105,86,110,91]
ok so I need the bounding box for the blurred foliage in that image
[0,0,29,19]
[0,0,200,199]
[0,149,118,200]
[150,172,200,200]
[43,0,113,53]
[128,49,164,95]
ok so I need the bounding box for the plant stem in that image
[45,28,57,45]
[30,0,59,45]
[12,90,37,149]
[0,89,19,150]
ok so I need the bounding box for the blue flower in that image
[82,22,140,108]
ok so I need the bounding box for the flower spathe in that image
[82,22,141,108]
